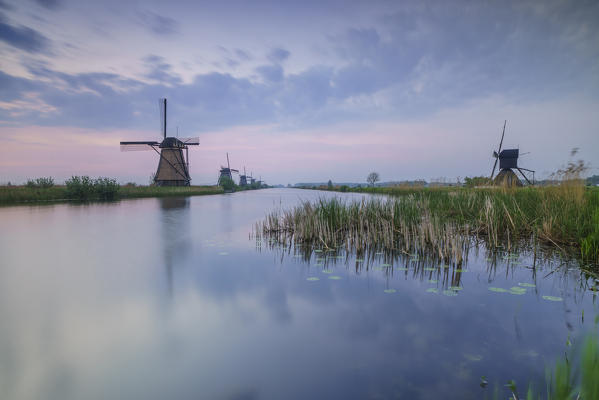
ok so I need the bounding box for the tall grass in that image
[257,185,599,264]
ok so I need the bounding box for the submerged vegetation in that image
[256,184,599,264]
[0,176,224,204]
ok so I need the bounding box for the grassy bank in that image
[0,183,224,204]
[257,185,599,264]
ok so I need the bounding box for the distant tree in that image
[327,179,333,189]
[219,176,236,192]
[367,172,380,187]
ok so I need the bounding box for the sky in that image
[0,0,598,185]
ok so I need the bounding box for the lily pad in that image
[314,249,323,253]
[509,288,526,295]
[428,279,438,284]
[518,283,536,288]
[306,277,320,281]
[322,269,333,274]
[510,286,526,293]
[383,289,396,294]
[355,258,364,262]
[542,295,563,302]
[396,267,408,271]
[382,263,391,267]
[489,287,508,293]
[426,288,439,293]
[455,269,468,272]
[424,267,436,271]
[449,286,463,291]
[329,276,342,280]
[443,290,458,297]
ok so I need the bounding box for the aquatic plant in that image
[257,185,599,265]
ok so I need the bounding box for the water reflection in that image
[159,197,190,298]
[0,189,597,400]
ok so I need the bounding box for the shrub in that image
[94,177,119,200]
[65,176,119,201]
[26,177,54,189]
[65,176,95,200]
[219,176,236,192]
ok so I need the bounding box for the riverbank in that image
[0,184,225,204]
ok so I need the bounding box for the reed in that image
[257,185,599,264]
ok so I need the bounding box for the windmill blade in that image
[231,169,239,173]
[498,120,506,154]
[159,98,166,138]
[490,158,498,179]
[179,137,199,145]
[120,141,159,152]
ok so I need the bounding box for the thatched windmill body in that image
[120,99,199,186]
[490,121,535,186]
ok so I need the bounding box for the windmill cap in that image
[499,149,519,158]
[160,137,186,148]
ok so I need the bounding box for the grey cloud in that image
[255,64,283,83]
[33,0,61,10]
[138,11,178,35]
[0,1,13,11]
[267,47,290,63]
[0,13,51,53]
[217,46,253,68]
[234,48,252,61]
[143,55,182,85]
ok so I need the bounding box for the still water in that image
[0,189,597,400]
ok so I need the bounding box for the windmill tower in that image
[490,121,535,186]
[120,99,199,186]
[217,153,239,186]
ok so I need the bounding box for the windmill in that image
[490,120,535,186]
[120,99,199,186]
[239,166,248,187]
[217,153,239,186]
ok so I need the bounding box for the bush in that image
[26,177,54,189]
[65,176,119,201]
[65,176,95,200]
[340,185,349,192]
[94,177,119,200]
[219,176,236,192]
